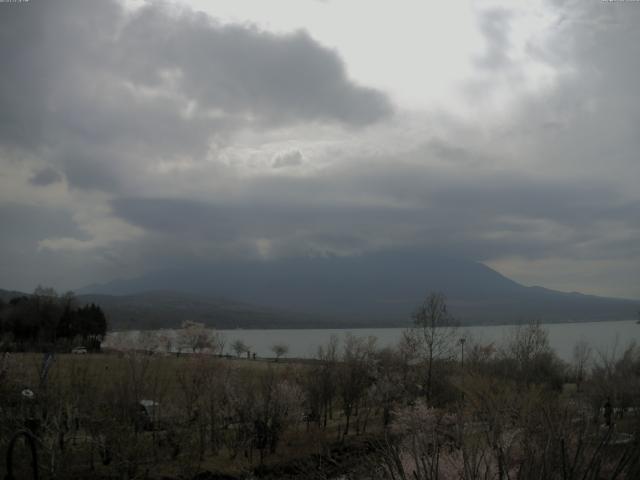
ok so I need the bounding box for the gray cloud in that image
[107,154,637,266]
[0,203,85,251]
[475,8,513,70]
[0,0,391,192]
[29,166,63,186]
[118,6,392,126]
[1,0,640,298]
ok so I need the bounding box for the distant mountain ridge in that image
[76,251,639,328]
[76,290,333,330]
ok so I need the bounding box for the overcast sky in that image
[1,0,639,298]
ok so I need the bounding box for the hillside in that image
[77,251,639,327]
[0,288,333,330]
[77,291,332,330]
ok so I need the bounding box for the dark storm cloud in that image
[112,196,417,241]
[0,1,49,150]
[118,5,392,125]
[0,0,392,290]
[1,0,640,297]
[108,151,636,265]
[0,0,391,191]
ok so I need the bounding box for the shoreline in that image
[107,318,638,334]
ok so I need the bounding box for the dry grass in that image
[0,351,374,479]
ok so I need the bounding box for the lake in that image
[105,320,640,362]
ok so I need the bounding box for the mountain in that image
[77,291,330,330]
[78,251,639,327]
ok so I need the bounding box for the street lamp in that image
[459,337,466,403]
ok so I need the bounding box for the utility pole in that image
[460,337,466,403]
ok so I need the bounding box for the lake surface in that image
[105,320,640,362]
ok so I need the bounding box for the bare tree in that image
[412,292,458,402]
[253,368,303,462]
[378,401,457,480]
[505,321,551,365]
[572,339,592,392]
[231,339,249,358]
[502,321,563,387]
[270,343,289,361]
[338,334,377,436]
[315,335,339,429]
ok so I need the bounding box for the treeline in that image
[0,286,107,352]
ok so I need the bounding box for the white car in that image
[71,347,87,354]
